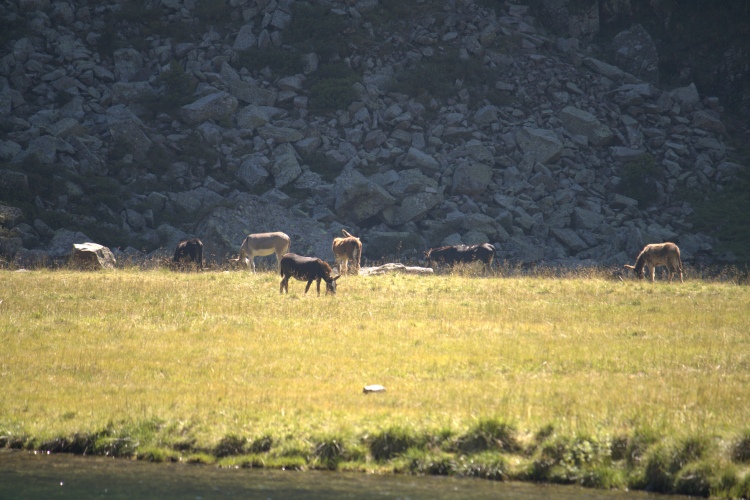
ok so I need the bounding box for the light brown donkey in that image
[624,242,683,283]
[332,229,362,275]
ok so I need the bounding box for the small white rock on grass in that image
[363,384,386,393]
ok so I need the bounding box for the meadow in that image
[1,265,749,497]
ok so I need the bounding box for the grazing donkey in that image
[332,229,362,275]
[425,243,496,273]
[173,238,204,269]
[279,253,340,296]
[238,232,290,272]
[624,242,683,283]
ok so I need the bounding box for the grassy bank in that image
[1,268,749,497]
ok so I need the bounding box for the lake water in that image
[0,450,670,499]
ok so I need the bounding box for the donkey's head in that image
[325,274,341,295]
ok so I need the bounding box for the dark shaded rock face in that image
[612,24,659,85]
[0,0,746,268]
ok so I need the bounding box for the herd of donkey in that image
[172,229,685,296]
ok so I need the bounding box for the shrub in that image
[214,434,247,457]
[641,444,675,493]
[156,61,198,113]
[674,461,714,498]
[731,429,750,462]
[455,418,520,454]
[369,426,419,461]
[313,436,347,470]
[249,435,273,453]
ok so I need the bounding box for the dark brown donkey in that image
[173,238,204,269]
[279,253,340,296]
[425,243,496,273]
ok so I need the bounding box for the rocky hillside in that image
[0,0,746,268]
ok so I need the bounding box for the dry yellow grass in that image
[1,268,748,450]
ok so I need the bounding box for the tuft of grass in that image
[455,418,520,454]
[731,429,750,462]
[214,434,247,457]
[369,427,421,462]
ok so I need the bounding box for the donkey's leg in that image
[280,275,289,294]
[304,279,314,294]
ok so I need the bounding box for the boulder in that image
[334,168,396,223]
[180,91,238,125]
[451,161,493,195]
[516,127,563,164]
[233,24,257,51]
[236,154,270,189]
[270,143,302,188]
[401,147,441,174]
[559,106,613,146]
[70,242,116,270]
[380,189,444,226]
[113,48,143,82]
[0,236,22,259]
[0,205,24,227]
[551,228,589,253]
[107,105,152,160]
[47,230,92,258]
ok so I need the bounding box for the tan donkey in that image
[624,242,684,283]
[332,229,362,275]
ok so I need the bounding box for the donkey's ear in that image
[333,274,341,281]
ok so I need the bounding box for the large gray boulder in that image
[70,243,117,270]
[380,189,444,227]
[107,105,152,160]
[334,168,396,223]
[0,204,23,227]
[401,147,441,174]
[516,127,563,164]
[451,161,494,195]
[113,48,143,82]
[559,106,613,146]
[270,143,302,188]
[47,230,92,258]
[180,91,238,125]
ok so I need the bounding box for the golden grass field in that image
[1,267,749,495]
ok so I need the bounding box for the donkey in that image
[238,232,291,272]
[425,243,496,273]
[332,229,362,275]
[279,253,340,296]
[173,238,204,270]
[624,242,683,283]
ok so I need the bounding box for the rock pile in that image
[0,0,739,268]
